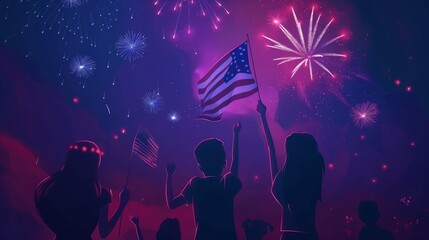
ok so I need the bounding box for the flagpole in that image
[117,129,138,238]
[247,33,262,101]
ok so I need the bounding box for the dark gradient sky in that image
[1,0,429,239]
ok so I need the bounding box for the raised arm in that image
[231,122,241,176]
[257,100,279,182]
[165,163,187,209]
[98,187,130,239]
[130,215,143,240]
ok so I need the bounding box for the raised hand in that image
[119,186,130,207]
[130,214,139,226]
[233,122,241,133]
[257,100,267,116]
[166,162,176,176]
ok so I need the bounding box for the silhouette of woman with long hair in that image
[257,101,324,240]
[34,140,130,240]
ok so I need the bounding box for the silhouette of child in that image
[242,219,273,240]
[257,101,324,240]
[130,216,181,240]
[165,122,242,240]
[34,140,130,240]
[358,200,394,240]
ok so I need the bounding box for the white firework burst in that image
[115,31,147,62]
[263,7,347,80]
[70,55,96,78]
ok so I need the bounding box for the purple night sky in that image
[1,0,428,239]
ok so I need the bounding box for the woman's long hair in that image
[34,140,103,234]
[283,133,325,202]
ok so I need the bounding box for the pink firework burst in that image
[154,0,230,39]
[263,7,347,80]
[351,102,379,129]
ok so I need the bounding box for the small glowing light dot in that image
[82,146,87,152]
[381,163,388,170]
[74,145,78,150]
[91,148,95,152]
[360,135,366,140]
[410,141,416,147]
[406,86,412,92]
[395,79,401,86]
[328,163,335,169]
[73,97,79,104]
[253,175,260,181]
[113,134,119,140]
[121,128,126,134]
[371,178,378,184]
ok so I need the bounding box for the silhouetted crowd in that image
[34,102,394,240]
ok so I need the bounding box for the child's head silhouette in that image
[63,140,102,182]
[242,219,273,240]
[156,218,181,240]
[194,138,226,176]
[359,200,380,225]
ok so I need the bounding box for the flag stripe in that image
[198,64,230,95]
[202,78,256,106]
[201,85,258,115]
[198,54,232,85]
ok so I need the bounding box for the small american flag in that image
[197,41,258,121]
[132,126,159,168]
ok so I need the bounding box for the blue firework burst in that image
[142,91,164,114]
[115,31,147,62]
[70,55,96,78]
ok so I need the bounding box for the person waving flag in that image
[197,41,259,121]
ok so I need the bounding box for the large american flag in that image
[197,41,258,121]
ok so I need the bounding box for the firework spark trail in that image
[263,7,346,80]
[70,55,96,78]
[21,0,123,47]
[115,31,147,62]
[154,0,229,39]
[62,0,87,8]
[351,102,379,129]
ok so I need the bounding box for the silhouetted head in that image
[242,219,273,240]
[63,140,102,182]
[359,200,380,225]
[284,133,325,201]
[156,218,181,240]
[194,138,226,176]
